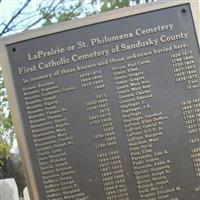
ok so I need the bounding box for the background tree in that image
[41,0,154,24]
[0,69,14,165]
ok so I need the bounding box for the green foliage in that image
[0,143,10,166]
[42,1,83,26]
[41,10,55,26]
[57,11,81,22]
[0,69,14,166]
[43,10,81,26]
[0,69,14,146]
[100,0,129,12]
[42,0,147,25]
[0,113,14,145]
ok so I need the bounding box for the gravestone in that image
[23,187,30,200]
[0,178,19,200]
[0,0,200,199]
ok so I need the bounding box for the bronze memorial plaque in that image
[0,0,200,199]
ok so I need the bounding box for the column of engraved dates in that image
[180,98,200,182]
[22,81,89,200]
[170,49,200,194]
[170,50,199,90]
[81,69,130,200]
[112,61,181,200]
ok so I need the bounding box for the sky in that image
[0,0,100,36]
[0,0,39,22]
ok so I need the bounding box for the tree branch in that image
[0,0,66,36]
[5,14,39,31]
[24,0,64,31]
[0,0,31,36]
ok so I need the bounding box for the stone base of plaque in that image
[0,178,19,200]
[23,187,30,200]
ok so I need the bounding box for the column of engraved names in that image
[81,70,129,200]
[180,98,200,194]
[112,63,181,200]
[22,81,89,200]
